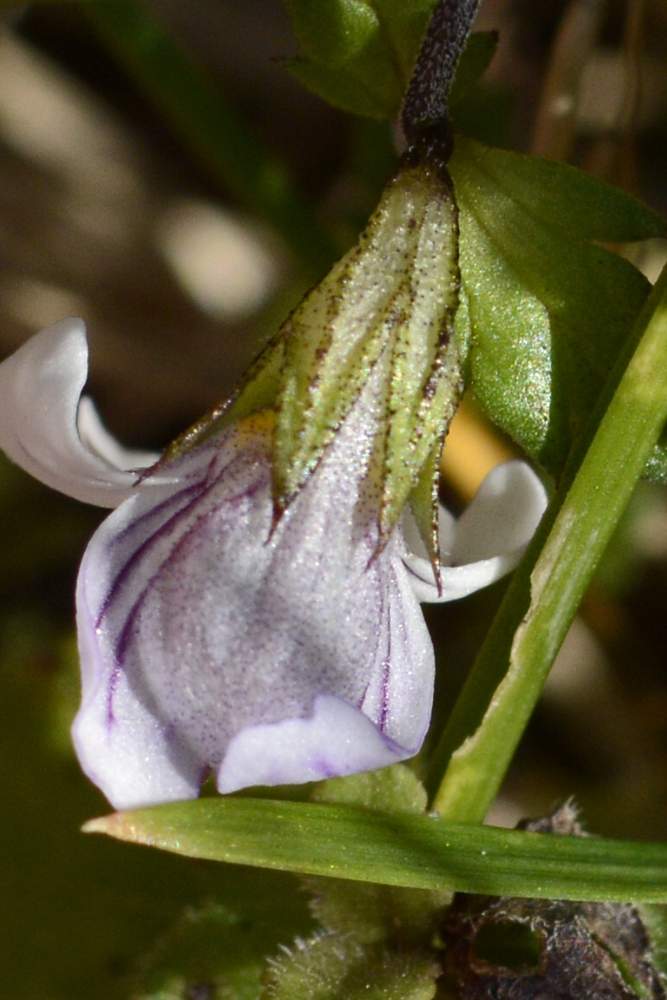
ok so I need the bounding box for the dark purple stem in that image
[402,0,481,155]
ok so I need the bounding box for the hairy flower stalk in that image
[0,0,546,808]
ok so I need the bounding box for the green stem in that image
[428,264,667,821]
[83,1,337,277]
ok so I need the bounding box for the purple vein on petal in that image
[104,450,226,555]
[105,479,264,725]
[95,481,207,631]
[112,479,207,544]
[357,683,370,710]
[96,453,231,629]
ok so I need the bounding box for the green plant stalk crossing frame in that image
[86,796,667,903]
[429,264,667,822]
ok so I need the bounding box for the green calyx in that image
[171,149,465,554]
[165,1,484,554]
[272,152,463,544]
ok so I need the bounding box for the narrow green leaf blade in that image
[86,798,667,904]
[307,767,445,945]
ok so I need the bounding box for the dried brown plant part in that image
[441,804,666,999]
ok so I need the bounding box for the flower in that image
[0,320,547,809]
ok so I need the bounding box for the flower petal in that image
[74,572,203,809]
[218,553,434,793]
[73,404,434,807]
[452,460,549,562]
[77,396,159,472]
[0,319,166,507]
[404,460,548,602]
[217,695,406,793]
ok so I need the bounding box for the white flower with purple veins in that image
[0,320,546,809]
[0,130,550,811]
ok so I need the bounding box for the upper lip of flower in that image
[0,319,548,808]
[0,317,178,508]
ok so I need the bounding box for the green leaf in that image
[450,136,666,476]
[283,1,494,121]
[370,0,440,81]
[306,876,445,947]
[283,0,405,119]
[285,0,381,66]
[307,767,446,945]
[262,934,438,999]
[285,57,398,119]
[311,763,427,813]
[460,145,666,242]
[86,797,667,904]
[133,903,272,1000]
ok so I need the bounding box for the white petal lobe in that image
[77,396,160,473]
[404,460,548,603]
[0,320,166,507]
[217,695,406,793]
